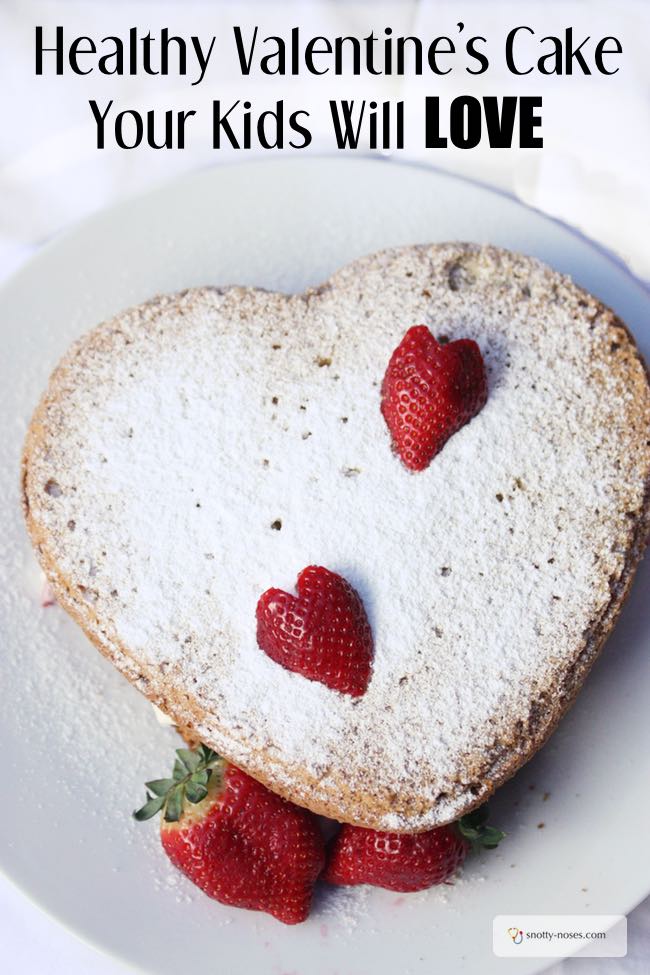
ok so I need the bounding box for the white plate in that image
[1,157,648,975]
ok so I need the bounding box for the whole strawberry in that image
[324,807,503,892]
[381,325,487,471]
[134,745,325,924]
[256,565,372,696]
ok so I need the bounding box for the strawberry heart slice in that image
[256,566,372,697]
[381,324,488,471]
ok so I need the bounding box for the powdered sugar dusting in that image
[23,243,650,830]
[315,883,371,933]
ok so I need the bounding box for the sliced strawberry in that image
[134,745,325,924]
[381,325,487,471]
[256,565,372,696]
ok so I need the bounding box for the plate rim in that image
[1,153,649,975]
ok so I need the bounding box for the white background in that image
[1,2,648,972]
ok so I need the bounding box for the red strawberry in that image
[256,565,372,696]
[134,745,325,924]
[381,325,487,471]
[324,807,503,892]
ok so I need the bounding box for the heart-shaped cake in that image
[22,243,650,831]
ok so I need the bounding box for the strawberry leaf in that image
[457,804,504,852]
[463,805,489,828]
[185,780,209,804]
[145,778,175,797]
[164,784,185,822]
[176,748,201,773]
[135,743,223,825]
[133,793,165,821]
[478,826,504,849]
[197,745,219,766]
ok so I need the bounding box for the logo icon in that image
[507,927,524,945]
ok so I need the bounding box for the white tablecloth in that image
[1,2,648,971]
